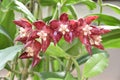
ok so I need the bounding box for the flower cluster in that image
[14,13,110,67]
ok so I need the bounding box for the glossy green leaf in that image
[0,0,15,9]
[38,0,58,6]
[40,72,65,80]
[103,3,120,14]
[102,29,120,48]
[91,14,120,26]
[65,0,96,10]
[46,43,69,57]
[0,10,16,40]
[58,38,78,51]
[13,0,36,22]
[66,39,81,56]
[67,5,77,19]
[0,26,13,49]
[83,53,109,78]
[0,45,23,70]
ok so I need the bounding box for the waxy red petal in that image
[15,36,28,44]
[19,52,32,59]
[33,40,41,55]
[41,38,50,52]
[13,18,32,28]
[78,18,84,26]
[51,31,62,45]
[33,21,46,30]
[50,20,60,29]
[64,32,73,43]
[32,56,41,67]
[84,16,98,24]
[94,44,104,50]
[69,20,78,30]
[60,13,68,22]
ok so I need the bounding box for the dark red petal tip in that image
[60,13,68,22]
[85,16,99,24]
[32,56,41,67]
[33,20,46,30]
[13,18,32,28]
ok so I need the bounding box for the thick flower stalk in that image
[14,13,110,67]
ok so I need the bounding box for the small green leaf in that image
[91,14,120,26]
[83,53,109,78]
[40,72,65,80]
[14,0,36,22]
[0,45,23,70]
[46,43,69,57]
[103,3,120,14]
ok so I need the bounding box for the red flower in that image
[13,18,32,43]
[32,20,51,52]
[77,16,110,54]
[20,40,41,67]
[50,13,77,45]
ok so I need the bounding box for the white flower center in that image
[83,25,92,36]
[90,35,102,45]
[25,47,34,56]
[59,24,69,35]
[37,31,48,42]
[19,27,27,38]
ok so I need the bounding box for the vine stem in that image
[98,0,103,26]
[65,57,72,75]
[71,57,81,80]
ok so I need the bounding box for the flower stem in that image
[71,57,81,80]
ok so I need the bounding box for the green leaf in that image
[66,39,82,56]
[46,43,69,57]
[67,5,77,19]
[103,3,120,14]
[38,0,58,6]
[40,72,65,80]
[83,53,109,78]
[13,0,36,22]
[0,10,16,40]
[58,38,78,51]
[80,0,96,10]
[46,78,63,80]
[102,29,120,48]
[0,26,13,49]
[0,45,23,70]
[100,25,120,30]
[90,14,120,26]
[64,73,77,80]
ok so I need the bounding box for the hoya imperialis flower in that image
[13,18,32,44]
[19,40,41,67]
[77,16,110,54]
[50,13,78,45]
[32,20,52,52]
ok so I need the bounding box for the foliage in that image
[0,0,120,80]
